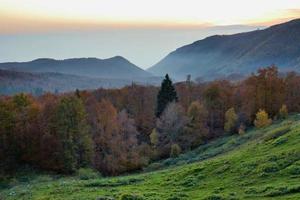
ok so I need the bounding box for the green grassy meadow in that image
[1,116,300,200]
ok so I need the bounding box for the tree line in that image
[0,66,298,176]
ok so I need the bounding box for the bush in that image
[96,197,115,200]
[224,107,238,133]
[119,193,144,200]
[279,104,288,119]
[170,144,181,158]
[77,168,100,180]
[150,129,159,146]
[0,177,10,190]
[144,162,163,171]
[254,109,272,128]
[203,195,226,200]
[272,137,288,146]
[262,164,279,173]
[263,126,290,142]
[264,185,300,197]
[285,164,300,175]
[237,124,246,135]
[167,192,188,200]
[86,177,143,187]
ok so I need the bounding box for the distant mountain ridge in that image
[0,69,162,95]
[148,18,300,80]
[0,56,152,79]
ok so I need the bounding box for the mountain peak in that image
[110,55,126,60]
[0,56,152,79]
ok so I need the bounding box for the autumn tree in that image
[170,144,181,158]
[243,66,285,119]
[183,101,209,149]
[90,99,142,175]
[50,96,92,173]
[150,129,159,147]
[279,104,288,119]
[15,99,41,165]
[257,66,285,117]
[0,94,43,172]
[224,107,238,133]
[203,83,226,135]
[117,110,143,168]
[156,102,188,157]
[284,72,300,112]
[238,124,246,135]
[38,93,61,171]
[124,85,156,143]
[254,109,272,128]
[156,74,178,117]
[90,99,119,174]
[0,98,16,172]
[12,94,40,167]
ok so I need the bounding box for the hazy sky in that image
[0,0,300,68]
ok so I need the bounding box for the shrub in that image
[285,164,300,175]
[238,124,246,135]
[119,193,144,200]
[77,168,100,180]
[144,162,163,171]
[96,197,115,200]
[264,185,300,197]
[179,176,197,187]
[279,104,288,119]
[224,107,238,133]
[254,109,272,128]
[0,177,10,190]
[203,195,225,200]
[170,144,181,158]
[150,129,158,146]
[167,193,188,200]
[272,137,288,146]
[262,164,279,173]
[86,178,143,187]
[263,126,290,142]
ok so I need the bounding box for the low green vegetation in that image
[1,116,300,200]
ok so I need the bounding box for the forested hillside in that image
[0,69,161,95]
[1,114,299,199]
[149,19,300,80]
[1,66,300,177]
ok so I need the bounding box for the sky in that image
[0,0,300,68]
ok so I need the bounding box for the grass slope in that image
[1,116,300,200]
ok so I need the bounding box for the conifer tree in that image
[156,74,178,117]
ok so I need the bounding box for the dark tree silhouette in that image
[156,74,178,117]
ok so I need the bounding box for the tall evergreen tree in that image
[156,74,178,117]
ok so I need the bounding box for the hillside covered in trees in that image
[0,69,161,95]
[1,66,300,177]
[149,19,300,80]
[1,115,299,199]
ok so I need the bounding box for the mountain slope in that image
[1,116,299,199]
[149,19,300,80]
[0,69,161,95]
[0,56,152,79]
